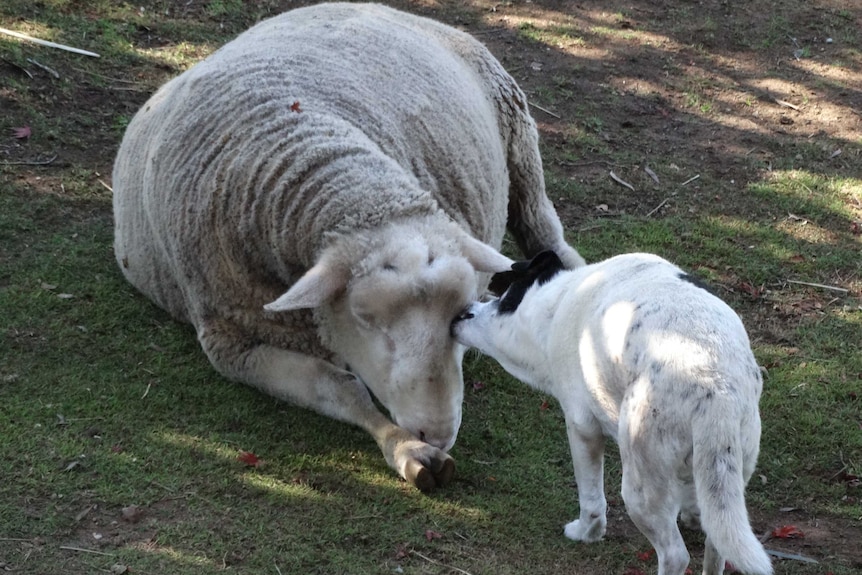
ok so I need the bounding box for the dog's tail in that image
[693,413,772,575]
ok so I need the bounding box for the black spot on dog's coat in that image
[678,271,716,295]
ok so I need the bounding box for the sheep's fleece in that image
[113,2,583,491]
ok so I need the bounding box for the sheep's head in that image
[264,221,512,451]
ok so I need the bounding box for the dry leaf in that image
[11,125,31,139]
[238,450,263,467]
[644,165,660,184]
[424,529,442,541]
[121,504,144,523]
[290,100,302,113]
[772,525,804,539]
[637,549,655,561]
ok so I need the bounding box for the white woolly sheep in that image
[112,2,584,491]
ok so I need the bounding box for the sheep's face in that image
[328,240,479,451]
[264,221,513,451]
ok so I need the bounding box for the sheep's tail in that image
[693,409,772,575]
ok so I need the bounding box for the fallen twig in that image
[0,27,100,58]
[0,154,58,166]
[775,98,800,111]
[559,159,617,168]
[274,564,283,575]
[72,66,140,86]
[609,170,635,191]
[59,545,114,556]
[26,57,59,79]
[644,164,660,184]
[529,102,561,119]
[785,279,849,294]
[765,548,819,564]
[98,179,113,193]
[680,174,700,186]
[1,56,33,78]
[0,537,34,542]
[646,197,670,217]
[74,504,95,523]
[411,550,474,575]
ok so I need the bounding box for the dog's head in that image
[450,250,565,375]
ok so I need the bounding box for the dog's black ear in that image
[511,250,563,273]
[492,250,564,296]
[495,250,566,314]
[488,270,519,296]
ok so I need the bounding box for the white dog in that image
[452,250,772,575]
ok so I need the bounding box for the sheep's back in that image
[113,2,515,342]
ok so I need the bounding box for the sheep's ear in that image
[459,234,514,273]
[264,258,349,312]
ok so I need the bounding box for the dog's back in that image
[453,251,771,575]
[552,254,770,574]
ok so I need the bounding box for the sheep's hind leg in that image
[504,112,585,268]
[197,319,454,492]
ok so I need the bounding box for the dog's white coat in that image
[453,253,772,575]
[112,3,582,491]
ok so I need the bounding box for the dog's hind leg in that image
[679,481,701,530]
[702,537,725,575]
[622,469,690,575]
[562,415,607,542]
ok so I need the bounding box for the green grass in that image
[2,1,862,574]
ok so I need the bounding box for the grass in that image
[2,1,862,574]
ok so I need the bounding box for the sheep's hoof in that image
[404,455,456,493]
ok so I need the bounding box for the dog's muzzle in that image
[450,307,474,337]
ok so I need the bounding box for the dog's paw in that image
[564,517,606,542]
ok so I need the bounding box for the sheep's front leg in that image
[198,321,454,491]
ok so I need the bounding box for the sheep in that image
[112,2,584,492]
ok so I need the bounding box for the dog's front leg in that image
[562,415,607,542]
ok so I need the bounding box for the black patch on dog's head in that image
[490,250,565,314]
[677,271,716,295]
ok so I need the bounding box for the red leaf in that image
[11,125,31,139]
[472,380,485,391]
[636,549,655,562]
[623,568,646,575]
[424,529,442,542]
[738,281,763,298]
[290,100,302,113]
[851,221,861,236]
[771,524,804,539]
[237,450,262,467]
[394,544,409,560]
[540,399,550,411]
